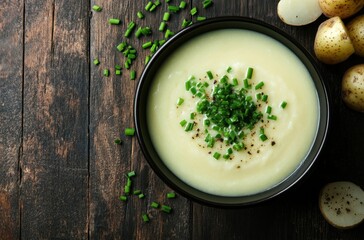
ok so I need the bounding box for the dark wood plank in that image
[89,1,192,239]
[192,1,364,240]
[21,0,89,238]
[0,0,23,239]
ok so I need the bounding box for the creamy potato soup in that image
[147,29,319,196]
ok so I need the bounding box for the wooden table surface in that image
[1,0,364,239]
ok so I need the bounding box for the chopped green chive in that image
[151,201,159,208]
[103,69,109,77]
[124,185,130,194]
[117,42,127,52]
[149,4,157,12]
[161,205,172,213]
[226,66,232,73]
[256,93,262,100]
[124,22,136,38]
[167,192,176,199]
[159,21,166,31]
[125,128,135,136]
[190,112,195,120]
[268,115,277,120]
[255,81,264,90]
[182,19,191,28]
[130,70,136,80]
[138,193,145,199]
[145,55,151,65]
[232,78,238,86]
[137,11,144,19]
[114,138,122,144]
[213,152,221,160]
[142,41,152,49]
[145,1,153,11]
[203,119,210,126]
[190,7,198,16]
[179,119,187,127]
[184,122,194,132]
[243,78,250,89]
[246,67,253,79]
[126,177,132,187]
[206,71,213,80]
[159,39,166,45]
[203,0,213,9]
[93,58,100,65]
[168,5,180,13]
[262,94,268,102]
[133,190,141,195]
[163,12,170,21]
[177,97,184,106]
[119,195,127,201]
[165,29,174,39]
[265,106,272,114]
[179,1,187,9]
[115,70,121,75]
[109,18,121,25]
[115,65,122,70]
[259,133,268,141]
[197,16,206,21]
[92,5,102,12]
[127,170,135,178]
[142,213,150,222]
[281,101,287,109]
[150,42,158,53]
[154,0,161,6]
[223,153,230,160]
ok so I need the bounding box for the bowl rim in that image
[134,16,330,207]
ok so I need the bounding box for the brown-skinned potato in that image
[342,64,364,112]
[319,0,364,19]
[347,15,364,57]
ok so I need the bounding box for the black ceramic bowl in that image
[134,17,329,207]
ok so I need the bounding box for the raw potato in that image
[319,181,364,229]
[314,16,355,64]
[342,64,364,112]
[277,0,323,26]
[347,15,364,57]
[319,0,364,19]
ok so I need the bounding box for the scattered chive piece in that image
[119,195,127,201]
[92,5,102,12]
[117,42,127,52]
[135,27,142,38]
[232,78,238,86]
[197,16,206,21]
[281,101,287,109]
[255,81,264,90]
[151,201,159,208]
[167,192,176,199]
[126,177,132,187]
[203,0,213,9]
[163,12,170,21]
[203,119,210,126]
[154,0,161,6]
[142,41,153,49]
[145,1,153,11]
[149,4,157,12]
[256,93,262,100]
[145,55,151,65]
[127,171,136,178]
[138,193,145,199]
[93,58,100,65]
[179,119,187,127]
[259,133,268,141]
[268,115,277,120]
[266,106,272,114]
[159,21,166,31]
[125,128,135,136]
[190,112,195,120]
[182,19,191,28]
[177,97,184,106]
[165,29,174,39]
[206,71,213,80]
[114,138,122,144]
[227,66,232,73]
[243,78,250,89]
[168,5,180,13]
[109,18,121,25]
[166,0,170,2]
[159,39,166,45]
[142,214,150,222]
[130,70,136,80]
[223,153,230,160]
[184,122,194,132]
[246,67,253,79]
[190,7,198,16]
[179,1,187,9]
[115,65,122,70]
[115,70,121,75]
[161,205,172,213]
[262,94,268,102]
[213,152,221,160]
[137,11,144,19]
[150,42,158,53]
[103,69,109,77]
[124,185,130,194]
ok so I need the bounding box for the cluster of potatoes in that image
[278,0,364,113]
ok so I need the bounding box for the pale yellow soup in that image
[147,29,319,196]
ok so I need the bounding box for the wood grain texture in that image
[21,0,89,238]
[0,0,364,239]
[0,0,23,239]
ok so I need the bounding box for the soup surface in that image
[147,29,319,196]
